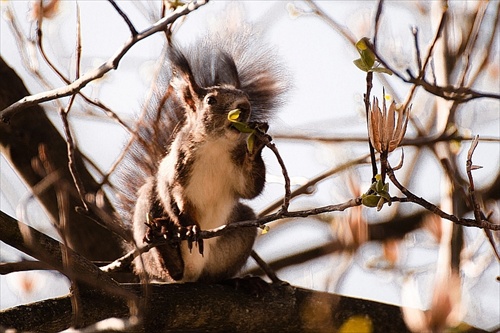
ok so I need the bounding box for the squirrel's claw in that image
[248,122,271,154]
[143,216,183,248]
[185,225,204,256]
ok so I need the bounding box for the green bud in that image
[362,194,380,207]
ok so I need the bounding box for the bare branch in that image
[200,198,362,240]
[372,0,384,49]
[466,2,500,86]
[387,164,500,231]
[263,135,291,212]
[108,0,138,36]
[304,0,357,46]
[368,18,500,104]
[99,243,155,274]
[274,131,500,147]
[75,3,82,80]
[35,3,133,135]
[405,72,500,102]
[259,154,370,216]
[411,27,422,72]
[250,250,283,284]
[0,260,54,274]
[35,8,68,85]
[466,135,482,223]
[59,97,88,211]
[0,0,209,123]
[364,71,378,182]
[0,209,136,301]
[465,136,500,261]
[0,282,413,333]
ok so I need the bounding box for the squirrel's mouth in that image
[227,107,251,134]
[228,123,241,133]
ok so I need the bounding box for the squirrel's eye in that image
[206,96,217,105]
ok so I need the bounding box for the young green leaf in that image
[261,225,270,235]
[228,109,241,121]
[356,37,375,69]
[353,37,392,75]
[362,194,380,207]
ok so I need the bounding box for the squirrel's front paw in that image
[247,122,271,155]
[183,224,204,256]
[143,214,181,246]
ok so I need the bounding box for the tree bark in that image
[0,282,413,333]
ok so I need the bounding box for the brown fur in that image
[116,22,289,282]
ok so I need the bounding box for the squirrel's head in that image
[169,45,251,138]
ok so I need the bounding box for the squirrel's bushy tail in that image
[115,11,289,228]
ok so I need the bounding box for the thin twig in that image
[259,154,371,216]
[274,132,500,146]
[304,0,357,46]
[419,5,448,82]
[35,9,68,85]
[364,72,378,182]
[58,2,87,213]
[0,260,54,274]
[372,0,384,50]
[466,1,500,86]
[0,0,209,123]
[373,49,500,103]
[366,7,500,104]
[100,243,156,273]
[201,198,362,240]
[411,27,422,72]
[108,0,138,36]
[465,136,500,261]
[264,136,291,212]
[4,3,64,111]
[117,198,362,269]
[75,4,82,80]
[386,163,499,231]
[250,250,283,284]
[483,226,500,262]
[60,97,89,211]
[33,3,133,135]
[454,2,487,89]
[466,135,483,223]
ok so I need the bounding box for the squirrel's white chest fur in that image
[157,135,245,227]
[156,134,246,281]
[184,137,242,229]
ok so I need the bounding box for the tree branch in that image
[0,56,124,260]
[387,166,500,231]
[0,282,414,333]
[0,0,208,123]
[0,210,135,301]
[108,0,138,36]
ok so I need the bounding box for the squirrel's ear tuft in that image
[169,45,203,113]
[171,74,198,113]
[212,51,240,88]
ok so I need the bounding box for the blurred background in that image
[1,1,499,330]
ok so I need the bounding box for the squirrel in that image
[116,17,289,283]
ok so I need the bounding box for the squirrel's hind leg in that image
[197,203,257,282]
[132,178,185,281]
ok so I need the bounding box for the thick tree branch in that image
[0,282,413,333]
[0,56,124,260]
[0,210,135,301]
